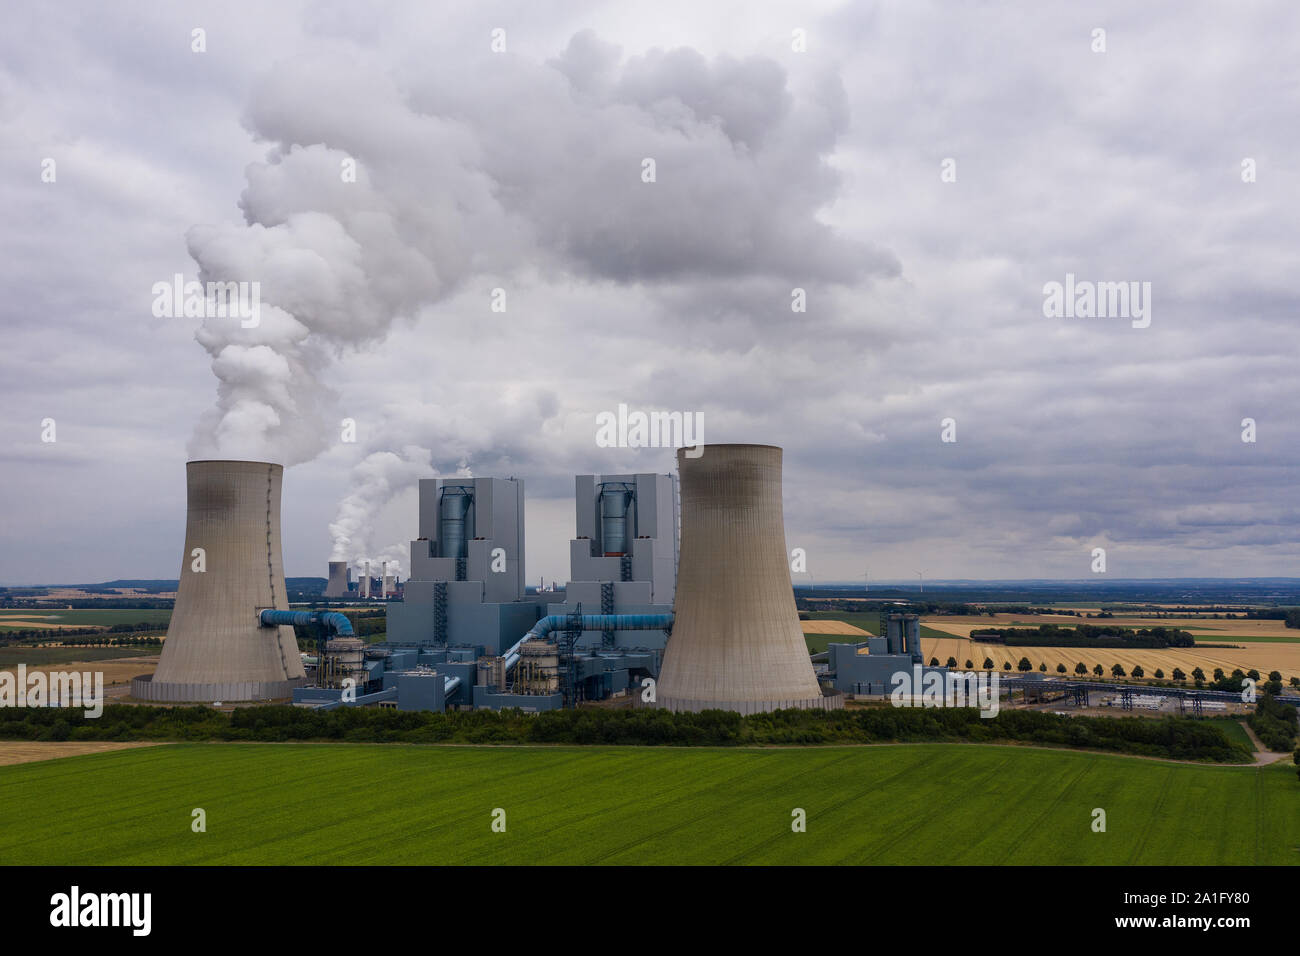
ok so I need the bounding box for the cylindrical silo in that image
[131,460,306,702]
[599,482,634,556]
[656,444,839,714]
[439,487,473,560]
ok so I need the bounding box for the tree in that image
[1131,664,1144,678]
[1017,657,1033,672]
[1247,669,1260,680]
[1269,670,1282,683]
[946,657,958,669]
[1172,667,1186,682]
[1003,661,1012,671]
[1213,668,1225,682]
[1056,663,1067,674]
[1191,667,1205,682]
[1112,663,1126,677]
[983,657,994,670]
[1039,662,1047,672]
[1092,664,1104,678]
[1154,668,1164,679]
[929,657,940,667]
[1075,662,1087,676]
[965,660,974,670]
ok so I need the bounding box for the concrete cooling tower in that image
[323,560,351,598]
[131,460,307,702]
[656,444,841,714]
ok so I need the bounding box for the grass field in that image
[0,609,172,631]
[1205,718,1255,751]
[0,743,1294,865]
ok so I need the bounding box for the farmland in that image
[0,742,1293,865]
[0,608,172,631]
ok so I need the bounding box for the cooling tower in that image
[656,444,840,714]
[323,561,351,598]
[131,460,306,702]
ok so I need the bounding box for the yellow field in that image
[0,742,159,767]
[800,620,871,636]
[921,634,1300,683]
[0,656,159,688]
[924,613,1296,638]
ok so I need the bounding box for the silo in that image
[656,444,839,714]
[131,460,307,702]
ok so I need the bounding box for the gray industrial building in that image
[826,613,949,695]
[385,477,544,654]
[545,473,677,652]
[301,472,679,712]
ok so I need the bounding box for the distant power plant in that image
[656,444,840,714]
[132,460,306,702]
[323,561,350,598]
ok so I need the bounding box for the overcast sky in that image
[2,1,1298,586]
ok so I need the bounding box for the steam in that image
[183,33,881,560]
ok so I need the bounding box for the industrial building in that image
[824,613,949,696]
[132,460,307,702]
[655,444,842,714]
[545,473,676,648]
[301,472,679,712]
[384,477,542,653]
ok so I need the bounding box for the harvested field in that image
[800,620,871,636]
[924,613,1297,639]
[922,634,1300,683]
[0,655,159,687]
[0,742,159,767]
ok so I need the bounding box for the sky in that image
[1,0,1297,585]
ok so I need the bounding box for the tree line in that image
[0,703,1254,763]
[969,624,1195,648]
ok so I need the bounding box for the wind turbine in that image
[914,569,927,594]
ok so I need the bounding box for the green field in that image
[0,608,172,632]
[0,743,1295,865]
[1204,718,1255,751]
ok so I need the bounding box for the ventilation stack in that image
[324,561,351,598]
[656,444,840,714]
[131,460,307,702]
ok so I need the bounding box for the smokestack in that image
[363,560,371,598]
[381,560,389,597]
[132,460,306,702]
[656,444,839,714]
[324,560,350,598]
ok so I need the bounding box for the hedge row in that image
[0,703,1253,762]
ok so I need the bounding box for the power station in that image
[135,446,845,714]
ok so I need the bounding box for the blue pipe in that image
[504,613,673,671]
[258,609,355,637]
